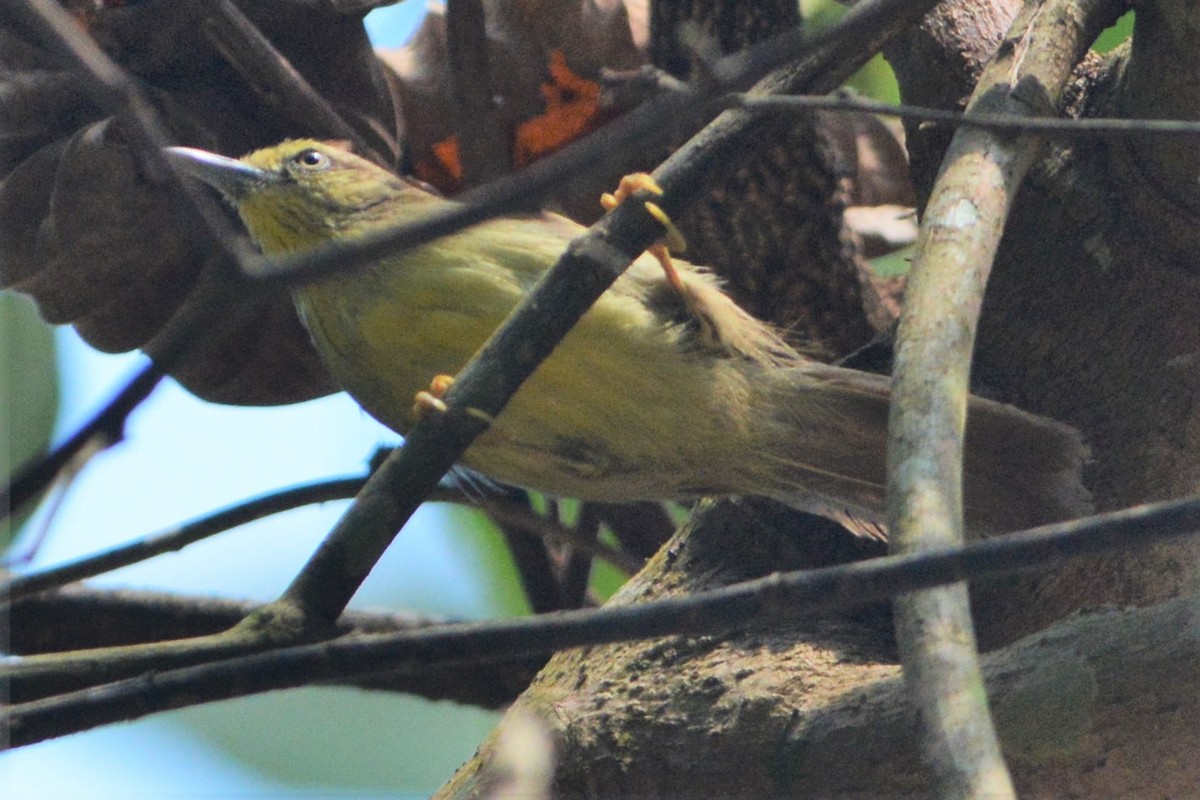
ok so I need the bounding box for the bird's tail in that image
[753,364,1092,540]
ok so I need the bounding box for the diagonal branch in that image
[201,0,384,163]
[0,0,938,526]
[260,0,947,634]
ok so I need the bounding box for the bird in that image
[165,139,1091,539]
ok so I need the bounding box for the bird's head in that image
[165,139,430,254]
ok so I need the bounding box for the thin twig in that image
[1,478,364,603]
[0,367,155,524]
[729,91,1200,138]
[476,495,644,575]
[489,491,569,614]
[885,1,1119,797]
[8,490,1200,748]
[3,435,110,568]
[562,504,601,608]
[1,479,641,605]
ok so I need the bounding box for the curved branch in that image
[886,0,1123,796]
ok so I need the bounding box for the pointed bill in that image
[163,146,279,199]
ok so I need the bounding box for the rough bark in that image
[437,500,1200,798]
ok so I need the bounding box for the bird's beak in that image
[163,146,278,199]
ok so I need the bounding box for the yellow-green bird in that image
[165,139,1090,538]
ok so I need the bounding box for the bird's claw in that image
[413,374,455,419]
[601,172,689,294]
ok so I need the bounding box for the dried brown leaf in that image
[0,1,402,405]
[382,0,643,201]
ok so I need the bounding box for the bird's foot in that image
[413,374,455,419]
[601,173,688,292]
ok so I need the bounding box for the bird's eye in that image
[291,149,330,171]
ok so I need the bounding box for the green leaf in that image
[0,292,59,550]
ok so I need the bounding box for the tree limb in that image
[886,0,1119,795]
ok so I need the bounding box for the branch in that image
[201,0,384,163]
[2,479,640,605]
[2,478,365,603]
[730,91,1200,139]
[444,0,508,185]
[258,0,948,634]
[0,362,161,520]
[885,0,1123,796]
[7,490,1200,748]
[7,586,541,709]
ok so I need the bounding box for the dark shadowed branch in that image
[444,0,509,185]
[7,490,1200,747]
[201,0,383,162]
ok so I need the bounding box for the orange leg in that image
[601,173,688,293]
